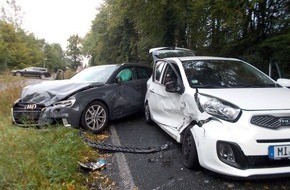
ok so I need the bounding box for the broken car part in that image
[80,130,171,154]
[78,159,107,171]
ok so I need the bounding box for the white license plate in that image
[269,145,290,160]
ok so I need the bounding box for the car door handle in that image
[150,89,155,94]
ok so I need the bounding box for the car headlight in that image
[21,85,31,97]
[53,97,76,107]
[197,95,241,122]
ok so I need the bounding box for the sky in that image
[17,0,104,49]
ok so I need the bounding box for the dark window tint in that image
[155,49,195,59]
[136,67,152,79]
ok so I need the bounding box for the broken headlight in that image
[53,97,76,107]
[197,95,241,122]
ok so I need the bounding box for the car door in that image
[22,68,34,77]
[148,61,185,132]
[30,68,38,77]
[111,66,151,118]
[134,66,152,107]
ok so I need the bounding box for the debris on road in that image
[78,159,107,171]
[80,130,171,153]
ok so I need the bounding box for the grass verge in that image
[0,74,113,189]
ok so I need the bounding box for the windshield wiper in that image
[192,83,280,88]
[231,83,278,88]
[192,84,230,88]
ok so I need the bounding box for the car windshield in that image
[182,59,277,88]
[155,49,195,59]
[70,65,119,83]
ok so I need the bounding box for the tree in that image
[0,0,67,73]
[83,0,290,74]
[0,21,30,69]
[66,35,83,71]
[0,0,24,29]
[43,43,67,72]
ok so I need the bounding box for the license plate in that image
[269,145,290,160]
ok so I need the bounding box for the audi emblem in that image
[24,104,37,110]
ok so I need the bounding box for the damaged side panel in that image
[148,82,210,142]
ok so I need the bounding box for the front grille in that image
[250,115,290,129]
[246,156,290,169]
[12,103,45,125]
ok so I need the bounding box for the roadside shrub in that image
[64,68,76,79]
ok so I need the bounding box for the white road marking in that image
[110,124,135,189]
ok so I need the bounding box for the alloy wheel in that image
[82,101,108,133]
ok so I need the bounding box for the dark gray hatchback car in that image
[11,63,152,133]
[11,67,51,79]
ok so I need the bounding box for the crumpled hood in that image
[198,87,290,110]
[21,80,104,106]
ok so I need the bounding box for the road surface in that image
[102,113,290,190]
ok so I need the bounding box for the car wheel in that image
[181,127,200,170]
[144,102,153,124]
[39,74,46,79]
[15,72,22,76]
[81,101,108,133]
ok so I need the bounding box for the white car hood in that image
[198,87,290,110]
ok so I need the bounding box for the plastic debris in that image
[78,159,107,171]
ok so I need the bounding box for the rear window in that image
[155,49,195,59]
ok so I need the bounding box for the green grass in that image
[0,126,93,189]
[0,74,112,189]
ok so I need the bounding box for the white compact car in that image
[145,56,290,178]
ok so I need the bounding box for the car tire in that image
[181,127,201,170]
[144,102,153,124]
[15,72,22,76]
[81,101,108,133]
[40,74,46,79]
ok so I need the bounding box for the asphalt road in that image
[102,113,290,190]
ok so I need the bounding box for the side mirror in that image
[165,81,181,93]
[115,76,122,84]
[277,78,290,88]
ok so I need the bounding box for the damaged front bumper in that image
[11,99,80,128]
[192,111,290,178]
